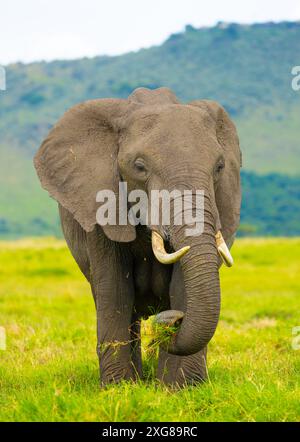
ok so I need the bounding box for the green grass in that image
[0,237,299,421]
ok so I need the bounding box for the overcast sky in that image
[1,0,299,65]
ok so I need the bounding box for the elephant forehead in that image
[124,104,214,140]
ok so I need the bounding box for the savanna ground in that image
[0,237,299,422]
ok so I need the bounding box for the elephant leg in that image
[157,347,207,387]
[87,229,137,385]
[130,317,143,379]
[157,262,208,386]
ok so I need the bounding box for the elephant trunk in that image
[154,194,221,356]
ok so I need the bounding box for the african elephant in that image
[34,87,241,386]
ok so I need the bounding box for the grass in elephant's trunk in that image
[144,317,181,360]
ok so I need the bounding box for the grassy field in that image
[0,237,299,422]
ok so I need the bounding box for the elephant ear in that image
[34,99,136,242]
[189,100,242,242]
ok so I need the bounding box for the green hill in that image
[0,21,300,237]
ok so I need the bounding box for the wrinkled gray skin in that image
[34,87,241,387]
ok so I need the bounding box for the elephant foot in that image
[157,347,208,387]
[99,365,140,386]
[97,343,142,386]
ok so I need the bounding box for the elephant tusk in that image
[151,231,190,265]
[215,231,233,267]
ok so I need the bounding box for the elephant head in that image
[34,87,241,357]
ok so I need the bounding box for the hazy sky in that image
[1,0,299,64]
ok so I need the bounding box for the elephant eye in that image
[134,158,146,172]
[214,160,225,183]
[215,160,225,174]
